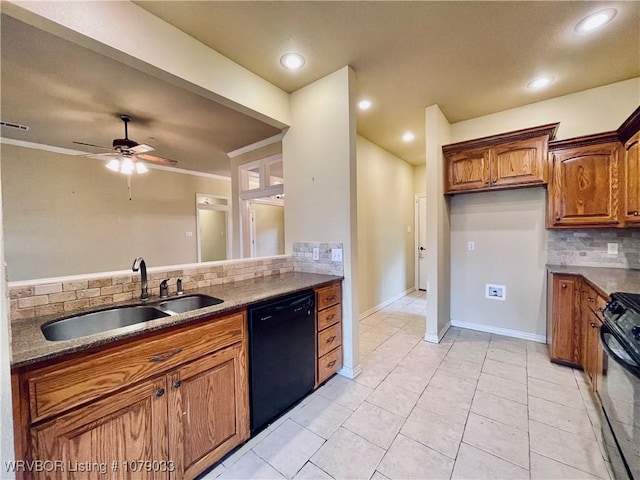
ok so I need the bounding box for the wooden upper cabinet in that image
[491,136,548,187]
[446,148,490,192]
[443,123,558,194]
[548,137,621,228]
[623,131,640,225]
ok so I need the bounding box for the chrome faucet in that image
[132,257,149,300]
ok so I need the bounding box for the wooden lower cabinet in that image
[580,280,606,395]
[13,312,249,480]
[549,274,581,366]
[33,377,169,480]
[315,282,343,386]
[168,344,248,480]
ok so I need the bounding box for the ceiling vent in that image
[0,120,30,131]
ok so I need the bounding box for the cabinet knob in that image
[173,380,181,389]
[634,211,639,216]
[590,322,597,328]
[155,388,165,397]
[587,297,594,303]
[326,335,337,344]
[561,284,567,289]
[555,217,561,221]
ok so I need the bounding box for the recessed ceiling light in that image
[402,131,415,142]
[575,9,617,33]
[527,76,554,90]
[358,99,372,110]
[280,53,305,70]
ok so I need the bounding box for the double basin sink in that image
[41,294,224,342]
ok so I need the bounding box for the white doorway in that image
[415,195,427,291]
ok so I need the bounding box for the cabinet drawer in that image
[318,323,342,358]
[581,282,607,320]
[318,304,341,331]
[318,347,342,385]
[316,284,341,310]
[26,311,245,422]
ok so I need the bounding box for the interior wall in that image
[414,164,426,196]
[357,136,415,315]
[448,79,640,339]
[282,66,360,378]
[251,203,284,257]
[0,158,16,474]
[1,144,231,281]
[424,105,452,341]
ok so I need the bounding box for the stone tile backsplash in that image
[9,256,294,321]
[547,229,640,269]
[293,242,345,276]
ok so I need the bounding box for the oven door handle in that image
[600,324,640,377]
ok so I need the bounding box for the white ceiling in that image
[1,2,639,174]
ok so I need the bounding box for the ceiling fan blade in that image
[130,143,155,154]
[137,153,178,166]
[86,153,119,160]
[72,141,113,151]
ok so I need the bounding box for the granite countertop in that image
[11,272,342,369]
[547,265,640,297]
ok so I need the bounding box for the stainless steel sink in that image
[41,306,171,341]
[156,294,224,314]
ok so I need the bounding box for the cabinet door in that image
[32,377,169,480]
[548,142,621,227]
[445,148,490,193]
[167,343,249,480]
[550,275,581,366]
[491,136,547,187]
[623,132,640,225]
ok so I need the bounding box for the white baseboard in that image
[359,287,416,320]
[338,364,362,379]
[450,319,546,343]
[424,321,451,344]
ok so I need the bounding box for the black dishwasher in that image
[248,290,316,433]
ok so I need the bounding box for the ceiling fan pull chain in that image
[127,174,133,201]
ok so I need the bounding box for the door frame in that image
[414,194,427,291]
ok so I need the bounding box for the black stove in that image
[604,292,640,363]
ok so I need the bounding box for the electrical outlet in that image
[312,247,320,260]
[407,226,412,233]
[468,241,475,251]
[331,248,343,262]
[607,243,619,255]
[185,231,193,237]
[485,284,506,301]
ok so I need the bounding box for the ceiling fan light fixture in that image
[135,162,148,174]
[575,9,617,33]
[106,159,121,172]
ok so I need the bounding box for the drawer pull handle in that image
[327,360,337,368]
[325,335,336,344]
[326,314,336,321]
[173,380,182,389]
[150,347,183,362]
[155,388,165,397]
[325,295,337,302]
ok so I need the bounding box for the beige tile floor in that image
[202,291,613,480]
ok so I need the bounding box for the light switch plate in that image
[331,248,343,262]
[607,243,619,255]
[468,241,475,251]
[312,247,320,260]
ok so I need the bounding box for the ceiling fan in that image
[73,115,177,174]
